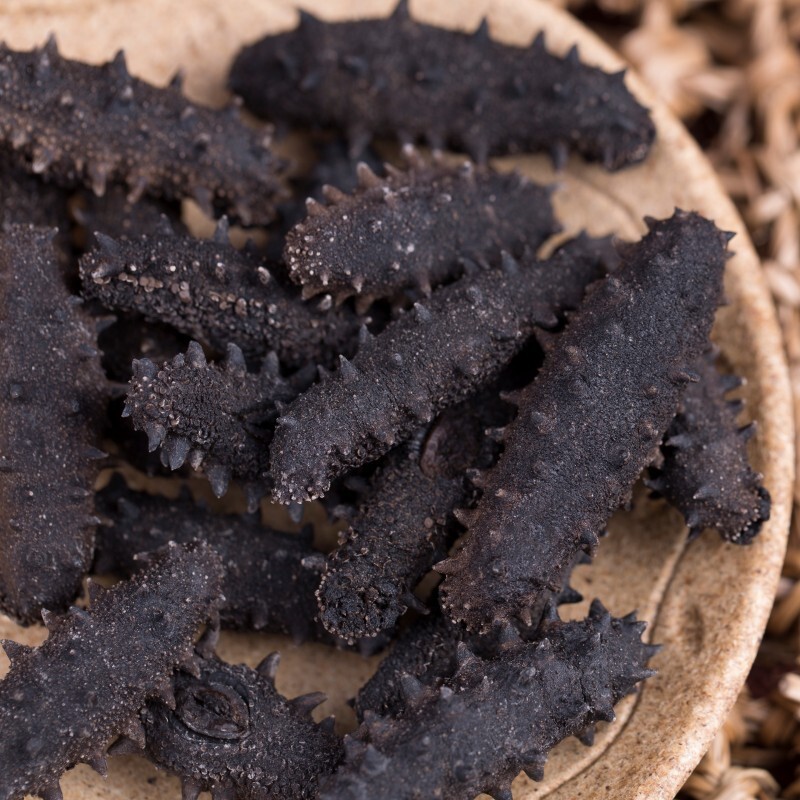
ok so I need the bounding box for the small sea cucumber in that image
[0,541,223,800]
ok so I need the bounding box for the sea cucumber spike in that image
[0,542,223,800]
[439,211,728,631]
[0,41,285,224]
[270,234,619,503]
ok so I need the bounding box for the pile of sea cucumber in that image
[0,3,770,799]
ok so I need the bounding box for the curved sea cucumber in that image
[79,217,364,369]
[437,211,730,631]
[321,601,658,800]
[648,351,770,544]
[284,148,558,301]
[0,225,109,624]
[0,541,223,800]
[0,38,284,224]
[270,233,619,503]
[123,341,299,509]
[93,475,374,648]
[316,392,513,642]
[143,648,343,800]
[229,2,655,169]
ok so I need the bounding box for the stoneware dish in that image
[0,1,793,799]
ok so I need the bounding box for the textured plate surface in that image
[0,1,793,799]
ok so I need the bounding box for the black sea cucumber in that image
[93,474,371,647]
[0,541,223,800]
[0,38,285,224]
[437,211,730,632]
[229,2,655,169]
[142,647,343,800]
[0,225,109,624]
[123,341,300,509]
[321,601,658,800]
[270,233,619,503]
[647,351,770,544]
[316,392,513,642]
[79,217,364,369]
[284,148,558,301]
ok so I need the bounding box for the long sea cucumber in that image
[0,541,223,800]
[0,38,284,224]
[284,148,558,301]
[270,233,619,503]
[437,211,730,631]
[79,217,364,369]
[93,474,374,648]
[123,341,299,509]
[321,601,657,800]
[229,2,655,168]
[0,225,109,624]
[316,391,513,642]
[143,646,343,800]
[647,350,770,544]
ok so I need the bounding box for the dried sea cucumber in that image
[316,392,513,642]
[284,148,558,301]
[270,233,619,503]
[79,217,364,369]
[124,341,299,509]
[321,602,658,800]
[0,541,223,800]
[93,475,359,647]
[143,649,343,800]
[648,351,770,544]
[229,2,655,169]
[0,225,109,624]
[0,38,284,224]
[354,557,586,721]
[437,211,730,632]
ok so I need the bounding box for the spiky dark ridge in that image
[648,351,770,544]
[0,38,284,224]
[229,2,654,168]
[438,211,730,631]
[124,341,298,509]
[0,225,108,623]
[143,648,343,800]
[284,148,558,300]
[79,217,363,369]
[0,541,223,800]
[270,234,618,503]
[322,602,658,800]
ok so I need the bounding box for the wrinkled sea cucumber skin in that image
[284,151,558,300]
[93,476,351,646]
[270,234,619,503]
[321,602,657,800]
[0,38,284,225]
[437,211,729,632]
[649,351,770,544]
[316,393,513,642]
[0,225,108,624]
[143,652,343,800]
[124,341,298,507]
[0,541,223,800]
[229,3,655,169]
[79,219,363,369]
